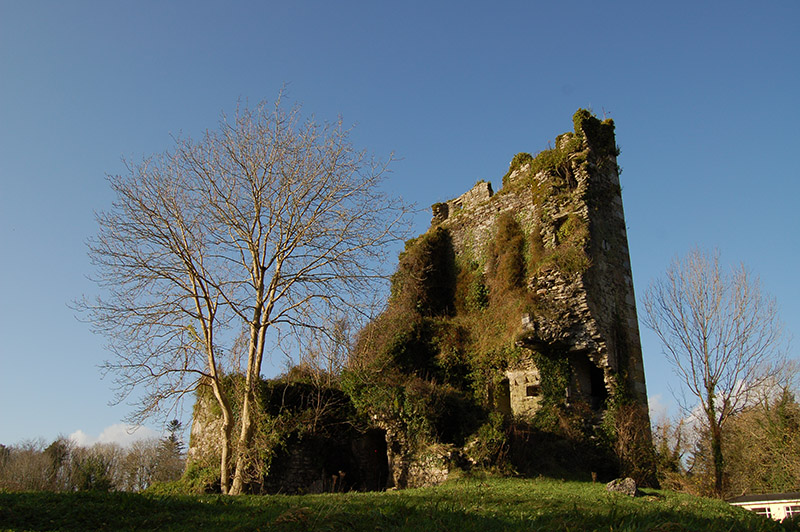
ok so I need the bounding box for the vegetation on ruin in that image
[2,476,796,532]
[495,111,602,279]
[187,371,367,494]
[500,151,533,187]
[501,109,618,193]
[345,201,623,481]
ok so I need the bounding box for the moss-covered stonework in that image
[430,110,647,415]
[188,110,656,492]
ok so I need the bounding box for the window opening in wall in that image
[589,363,609,410]
[496,378,511,415]
[526,384,541,397]
[752,507,772,518]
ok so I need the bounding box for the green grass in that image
[0,476,789,531]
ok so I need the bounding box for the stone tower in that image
[431,110,649,428]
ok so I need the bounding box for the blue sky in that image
[1,1,798,445]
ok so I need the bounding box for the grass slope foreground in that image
[1,477,795,531]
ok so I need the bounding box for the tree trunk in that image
[705,389,725,497]
[229,387,256,495]
[230,290,272,495]
[219,412,233,494]
[711,423,724,496]
[211,381,234,495]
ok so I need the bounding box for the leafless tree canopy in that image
[81,97,411,493]
[643,248,788,495]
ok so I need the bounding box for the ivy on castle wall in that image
[390,226,456,317]
[487,212,527,293]
[354,118,605,429]
[191,373,362,486]
[572,109,618,159]
[349,212,542,450]
[502,109,618,195]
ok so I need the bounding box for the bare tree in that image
[119,439,161,492]
[83,135,236,491]
[0,440,52,491]
[643,248,788,496]
[81,96,411,494]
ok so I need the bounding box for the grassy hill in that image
[0,476,792,531]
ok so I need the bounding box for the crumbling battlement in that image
[432,180,494,224]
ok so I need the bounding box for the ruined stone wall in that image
[506,360,542,417]
[582,152,648,404]
[186,381,392,494]
[186,390,223,471]
[433,180,538,266]
[433,120,649,418]
[188,382,459,493]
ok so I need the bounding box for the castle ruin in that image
[187,110,654,493]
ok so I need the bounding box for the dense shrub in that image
[465,412,508,469]
[487,213,526,295]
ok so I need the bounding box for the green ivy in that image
[390,226,455,316]
[466,412,509,468]
[467,274,489,311]
[502,152,534,188]
[572,108,618,158]
[530,351,571,411]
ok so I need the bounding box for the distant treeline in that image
[0,421,184,492]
